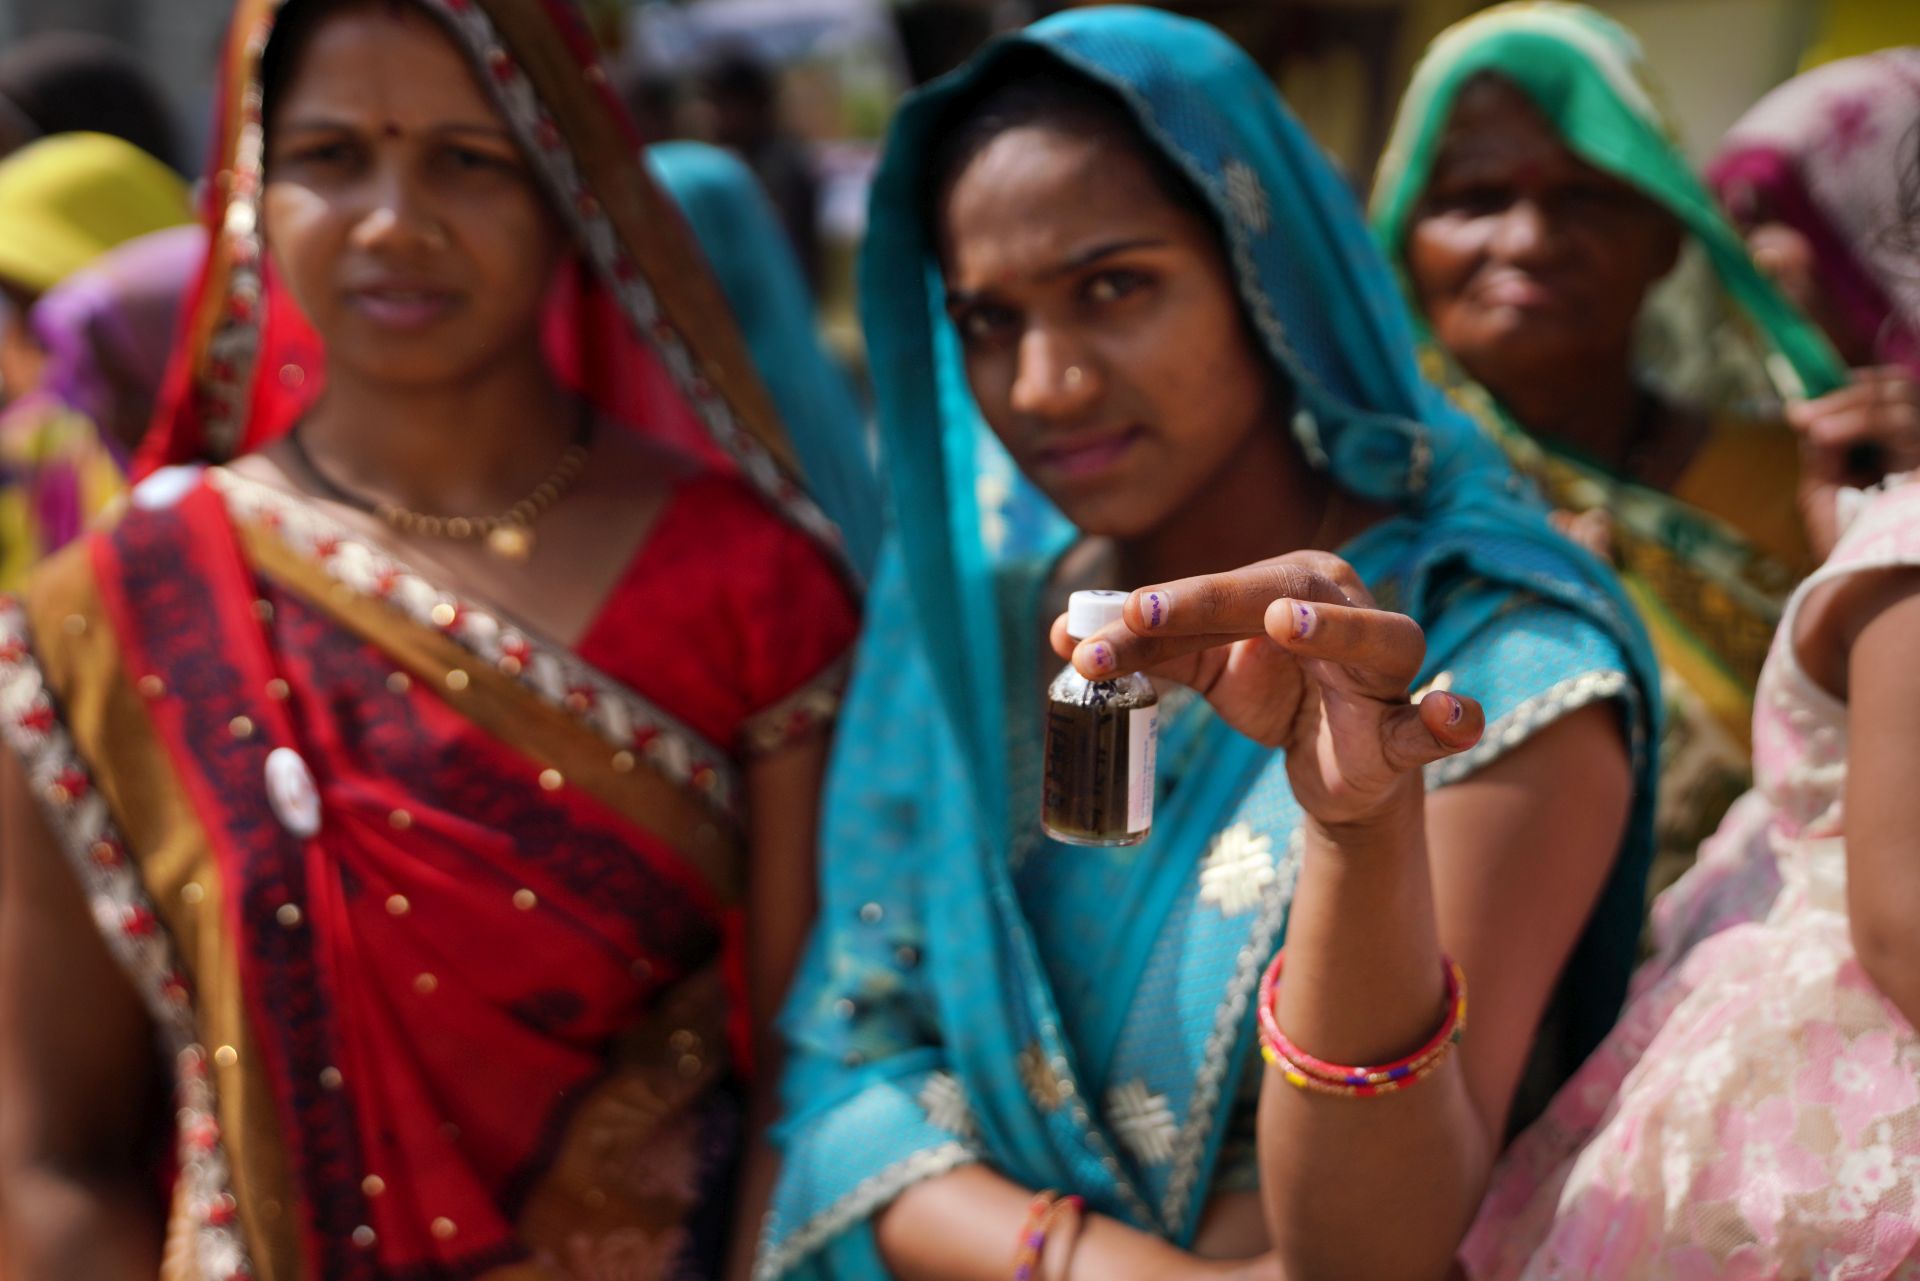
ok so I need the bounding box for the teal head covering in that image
[761,9,1661,1276]
[861,5,1634,819]
[646,141,883,580]
[1370,1,1846,406]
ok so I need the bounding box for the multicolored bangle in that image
[1257,950,1467,1098]
[1012,1192,1085,1281]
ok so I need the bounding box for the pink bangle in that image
[1257,950,1467,1098]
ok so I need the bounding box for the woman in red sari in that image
[0,2,861,1279]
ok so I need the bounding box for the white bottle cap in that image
[1067,589,1129,640]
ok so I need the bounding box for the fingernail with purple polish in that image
[1291,602,1316,641]
[1142,591,1169,629]
[1086,641,1116,673]
[1445,694,1464,726]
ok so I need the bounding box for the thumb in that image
[1380,691,1485,773]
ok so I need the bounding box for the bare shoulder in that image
[1793,566,1920,700]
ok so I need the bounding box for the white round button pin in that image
[263,747,322,839]
[129,464,206,511]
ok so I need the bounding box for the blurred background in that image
[0,0,1910,356]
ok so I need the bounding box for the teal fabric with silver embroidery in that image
[757,9,1661,1276]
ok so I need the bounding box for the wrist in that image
[1304,777,1424,856]
[1078,1218,1190,1281]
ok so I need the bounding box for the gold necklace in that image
[289,414,593,562]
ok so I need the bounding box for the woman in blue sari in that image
[760,10,1660,1278]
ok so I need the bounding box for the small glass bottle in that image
[1042,590,1160,847]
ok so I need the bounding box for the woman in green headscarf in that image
[1369,2,1885,880]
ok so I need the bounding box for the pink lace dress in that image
[1463,480,1920,1280]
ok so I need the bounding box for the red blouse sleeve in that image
[576,473,859,759]
[722,486,861,756]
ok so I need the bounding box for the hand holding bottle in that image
[1050,550,1483,830]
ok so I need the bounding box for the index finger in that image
[1123,554,1367,640]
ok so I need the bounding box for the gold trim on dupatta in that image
[16,546,300,1281]
[235,514,746,906]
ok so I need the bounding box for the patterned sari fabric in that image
[1465,479,1920,1279]
[1369,1,1850,872]
[758,9,1662,1277]
[0,2,870,1279]
[1709,49,1920,380]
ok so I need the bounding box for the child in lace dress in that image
[1464,478,1920,1279]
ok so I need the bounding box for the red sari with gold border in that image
[0,2,859,1279]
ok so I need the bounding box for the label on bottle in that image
[1127,704,1159,833]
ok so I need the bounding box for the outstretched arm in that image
[1258,704,1627,1280]
[1071,552,1632,1281]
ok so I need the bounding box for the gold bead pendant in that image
[486,524,534,562]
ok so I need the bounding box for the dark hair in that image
[700,49,776,109]
[925,50,1214,242]
[0,32,180,171]
[894,1,993,87]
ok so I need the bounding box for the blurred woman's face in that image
[261,3,566,392]
[938,119,1279,540]
[1405,76,1681,407]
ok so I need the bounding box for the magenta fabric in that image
[1708,50,1920,375]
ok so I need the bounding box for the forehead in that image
[271,5,500,125]
[938,122,1214,281]
[1429,76,1585,175]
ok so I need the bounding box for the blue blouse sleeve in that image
[1419,587,1640,790]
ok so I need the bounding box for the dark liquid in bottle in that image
[1042,679,1158,847]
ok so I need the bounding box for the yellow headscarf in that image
[0,131,189,298]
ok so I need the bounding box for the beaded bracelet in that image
[1012,1193,1085,1281]
[1257,950,1467,1098]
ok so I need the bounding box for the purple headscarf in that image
[26,223,205,459]
[1709,49,1920,375]
[0,224,203,574]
